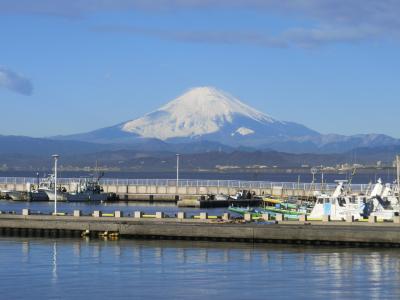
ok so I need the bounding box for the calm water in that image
[1,237,399,299]
[0,200,228,217]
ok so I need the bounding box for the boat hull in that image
[44,190,68,202]
[67,193,108,202]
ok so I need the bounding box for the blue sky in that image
[0,0,399,138]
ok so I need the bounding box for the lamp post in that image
[52,154,59,215]
[176,154,180,188]
[311,167,317,192]
[397,155,400,196]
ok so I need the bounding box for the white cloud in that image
[0,67,33,96]
[1,0,400,46]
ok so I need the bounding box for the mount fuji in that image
[59,86,400,153]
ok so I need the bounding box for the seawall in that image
[1,213,399,247]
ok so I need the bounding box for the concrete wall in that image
[0,214,399,245]
[0,182,322,197]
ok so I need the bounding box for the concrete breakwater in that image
[0,177,369,200]
[1,210,400,247]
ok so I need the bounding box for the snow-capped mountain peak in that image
[122,86,276,140]
[55,86,400,151]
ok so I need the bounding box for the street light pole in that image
[397,155,400,196]
[176,154,180,187]
[52,154,59,215]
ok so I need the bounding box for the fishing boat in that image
[309,179,400,221]
[309,181,365,220]
[363,179,399,220]
[34,175,68,201]
[0,190,26,201]
[66,177,108,202]
[229,201,306,220]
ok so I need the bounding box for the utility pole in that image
[52,154,59,215]
[176,154,180,187]
[397,155,400,196]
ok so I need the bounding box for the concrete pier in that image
[1,177,363,202]
[0,212,400,247]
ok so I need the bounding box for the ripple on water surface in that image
[0,237,400,299]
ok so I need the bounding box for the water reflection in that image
[52,241,57,282]
[4,238,400,299]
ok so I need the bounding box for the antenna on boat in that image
[347,167,357,193]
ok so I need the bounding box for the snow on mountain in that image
[122,86,277,140]
[55,86,400,152]
[232,127,255,136]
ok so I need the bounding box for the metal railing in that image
[0,176,368,192]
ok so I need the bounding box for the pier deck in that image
[0,213,399,247]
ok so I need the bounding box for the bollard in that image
[93,211,102,218]
[199,212,208,220]
[261,213,269,221]
[346,215,354,223]
[177,212,186,220]
[22,209,30,216]
[114,211,123,218]
[393,216,400,224]
[275,214,284,222]
[322,215,331,222]
[73,210,82,217]
[299,214,307,222]
[244,213,253,222]
[156,212,165,219]
[134,211,143,219]
[368,215,377,223]
[223,213,231,221]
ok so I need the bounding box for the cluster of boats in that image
[1,175,114,202]
[229,179,400,221]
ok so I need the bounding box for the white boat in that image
[0,190,26,201]
[43,190,68,202]
[34,175,68,201]
[364,179,399,220]
[66,178,108,202]
[309,181,364,221]
[310,178,400,221]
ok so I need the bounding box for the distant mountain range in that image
[0,135,399,171]
[55,86,400,153]
[1,86,399,170]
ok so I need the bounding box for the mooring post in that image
[177,212,186,219]
[261,213,269,221]
[93,211,102,218]
[368,215,377,223]
[134,211,143,219]
[223,212,231,221]
[322,215,331,222]
[244,213,253,222]
[114,211,123,218]
[299,214,307,222]
[156,212,165,219]
[199,212,208,220]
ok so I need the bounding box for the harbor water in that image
[2,171,400,300]
[0,200,227,217]
[1,237,400,299]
